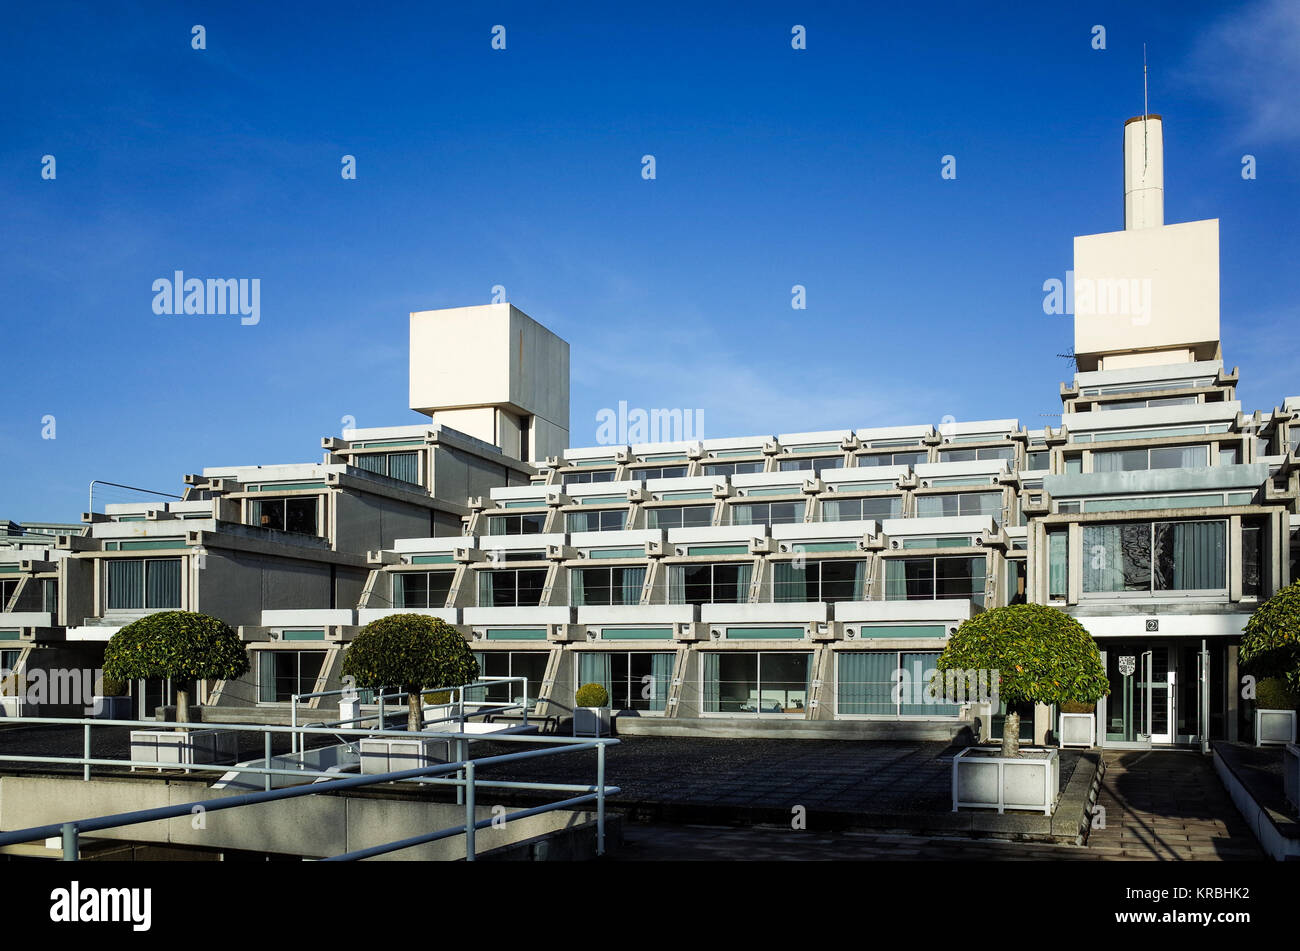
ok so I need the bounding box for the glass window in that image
[772,560,865,603]
[884,556,985,607]
[703,461,765,476]
[729,500,805,526]
[353,451,420,484]
[778,456,840,475]
[1242,523,1263,598]
[940,446,1014,462]
[1220,444,1240,465]
[915,491,1002,524]
[486,512,547,535]
[565,470,617,484]
[477,568,548,607]
[258,650,326,703]
[1048,530,1069,600]
[473,651,547,709]
[669,563,752,605]
[570,566,646,606]
[251,497,318,535]
[565,509,627,533]
[576,651,673,711]
[1093,445,1208,472]
[393,571,454,609]
[646,505,713,529]
[836,651,961,717]
[107,558,182,610]
[1026,451,1050,471]
[821,495,902,521]
[1082,520,1226,595]
[702,652,809,715]
[634,465,689,480]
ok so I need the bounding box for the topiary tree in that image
[341,614,479,732]
[103,611,249,724]
[936,604,1109,757]
[575,682,609,708]
[1239,581,1300,696]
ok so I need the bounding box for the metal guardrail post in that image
[61,822,78,861]
[464,761,476,861]
[597,742,606,856]
[456,738,466,805]
[291,700,298,755]
[83,723,91,782]
[264,733,273,791]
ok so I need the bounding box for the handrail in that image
[0,717,618,861]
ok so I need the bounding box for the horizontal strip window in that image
[1076,425,1225,443]
[1092,444,1209,472]
[104,539,187,551]
[565,470,617,484]
[499,500,547,509]
[783,444,840,455]
[576,495,624,506]
[394,571,454,609]
[741,487,801,498]
[250,497,319,536]
[570,459,616,468]
[634,465,689,480]
[409,554,455,565]
[1079,492,1252,513]
[1082,520,1226,596]
[280,629,325,641]
[249,482,327,492]
[821,496,902,521]
[352,438,424,448]
[597,627,673,641]
[899,536,973,549]
[571,566,646,606]
[838,651,960,716]
[726,627,805,639]
[586,547,646,560]
[944,435,1012,445]
[685,544,749,556]
[939,446,1015,462]
[1081,379,1215,397]
[1097,396,1198,411]
[851,625,947,639]
[783,541,859,553]
[857,451,927,467]
[703,461,765,476]
[925,476,997,487]
[778,457,841,474]
[483,628,547,641]
[647,505,713,529]
[915,492,1002,523]
[702,652,810,716]
[657,490,714,501]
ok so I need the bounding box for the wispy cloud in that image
[1182,0,1300,142]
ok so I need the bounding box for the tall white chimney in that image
[1123,114,1164,230]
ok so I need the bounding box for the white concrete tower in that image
[1123,114,1164,230]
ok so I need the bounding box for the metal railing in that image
[0,715,617,861]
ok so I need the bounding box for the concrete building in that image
[5,114,1297,749]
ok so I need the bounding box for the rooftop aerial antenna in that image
[1143,43,1149,174]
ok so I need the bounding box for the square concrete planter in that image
[952,747,1060,815]
[130,729,238,771]
[0,696,22,718]
[92,696,132,720]
[1058,712,1095,748]
[1255,708,1297,747]
[359,737,448,776]
[573,705,611,737]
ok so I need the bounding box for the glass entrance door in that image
[1103,644,1174,746]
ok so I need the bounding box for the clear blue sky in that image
[3,1,1297,520]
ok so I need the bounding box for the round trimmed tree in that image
[341,614,479,732]
[103,611,249,724]
[1239,581,1300,696]
[936,604,1109,756]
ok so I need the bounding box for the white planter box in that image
[1255,708,1297,747]
[130,729,238,771]
[92,696,133,720]
[421,702,458,730]
[0,696,22,718]
[1058,712,1096,748]
[1284,744,1300,814]
[952,747,1060,815]
[359,737,448,776]
[573,706,612,737]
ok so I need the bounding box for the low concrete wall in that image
[0,774,610,861]
[1212,745,1300,862]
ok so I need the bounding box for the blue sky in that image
[3,1,1298,519]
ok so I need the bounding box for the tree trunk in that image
[1001,710,1021,758]
[176,687,191,731]
[408,691,423,733]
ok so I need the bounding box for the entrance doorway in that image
[1099,641,1215,749]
